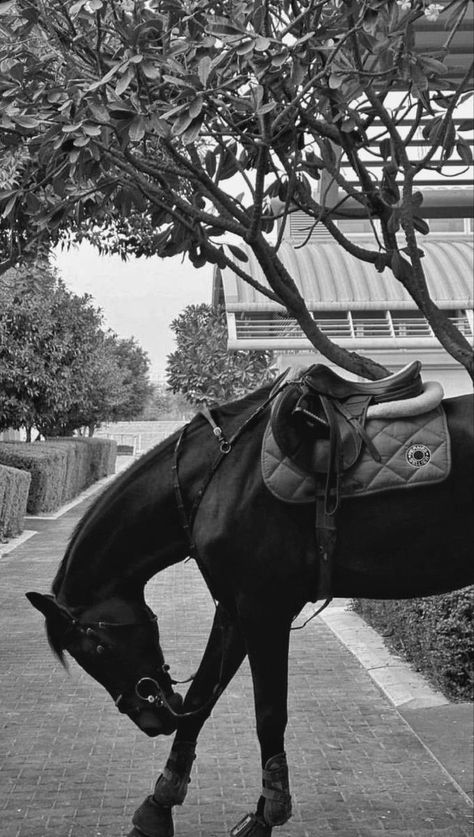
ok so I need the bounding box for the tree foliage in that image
[0,265,152,436]
[139,382,194,420]
[166,304,275,404]
[0,0,472,378]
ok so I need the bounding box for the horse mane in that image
[51,379,276,597]
[51,428,182,596]
[214,380,275,421]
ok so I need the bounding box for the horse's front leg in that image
[231,602,293,836]
[129,604,246,837]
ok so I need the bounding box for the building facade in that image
[213,205,473,395]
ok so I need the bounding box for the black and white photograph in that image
[0,2,472,835]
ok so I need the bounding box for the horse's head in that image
[26,592,184,737]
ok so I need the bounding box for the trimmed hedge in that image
[57,436,117,484]
[0,463,31,538]
[44,437,116,499]
[0,437,117,515]
[352,589,474,702]
[0,442,68,513]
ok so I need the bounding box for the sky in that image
[54,241,213,380]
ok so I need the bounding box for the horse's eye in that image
[96,645,105,654]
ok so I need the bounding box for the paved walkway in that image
[1,476,472,837]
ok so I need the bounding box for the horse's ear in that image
[25,592,70,666]
[26,592,58,618]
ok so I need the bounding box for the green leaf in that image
[457,119,474,132]
[421,56,448,76]
[208,19,244,37]
[87,100,110,121]
[228,244,248,263]
[128,116,146,142]
[115,66,135,96]
[255,36,271,51]
[2,193,17,218]
[205,150,216,178]
[188,96,203,119]
[171,109,194,137]
[141,61,161,80]
[379,138,391,160]
[88,61,126,92]
[149,115,171,137]
[181,117,203,145]
[412,215,430,236]
[198,56,212,87]
[456,139,473,165]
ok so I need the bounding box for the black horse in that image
[27,373,473,837]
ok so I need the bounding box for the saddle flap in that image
[271,384,366,474]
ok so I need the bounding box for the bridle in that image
[55,603,179,714]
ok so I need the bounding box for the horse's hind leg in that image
[129,604,246,837]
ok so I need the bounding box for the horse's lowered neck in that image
[56,460,189,610]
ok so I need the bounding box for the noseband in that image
[56,603,176,709]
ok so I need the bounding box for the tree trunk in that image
[251,236,390,380]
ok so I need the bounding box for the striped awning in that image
[217,240,473,312]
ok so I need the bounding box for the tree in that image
[106,335,153,420]
[138,382,193,421]
[0,267,105,439]
[45,332,153,436]
[0,1,472,379]
[166,304,275,404]
[0,266,152,437]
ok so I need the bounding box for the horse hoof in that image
[230,812,272,836]
[130,795,174,837]
[127,822,173,837]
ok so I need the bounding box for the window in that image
[351,310,392,338]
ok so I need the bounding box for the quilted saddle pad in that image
[261,405,451,504]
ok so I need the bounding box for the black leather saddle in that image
[271,361,423,477]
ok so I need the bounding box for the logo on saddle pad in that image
[406,443,431,468]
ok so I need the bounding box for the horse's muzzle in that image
[134,691,184,737]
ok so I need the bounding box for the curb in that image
[0,529,37,559]
[312,599,473,806]
[318,598,449,709]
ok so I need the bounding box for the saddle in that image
[268,361,424,601]
[272,361,423,481]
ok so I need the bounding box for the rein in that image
[167,380,289,717]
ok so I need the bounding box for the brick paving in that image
[1,490,473,837]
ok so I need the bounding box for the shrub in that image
[59,437,117,484]
[352,590,474,702]
[0,442,68,513]
[45,438,92,500]
[0,438,117,516]
[0,463,31,538]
